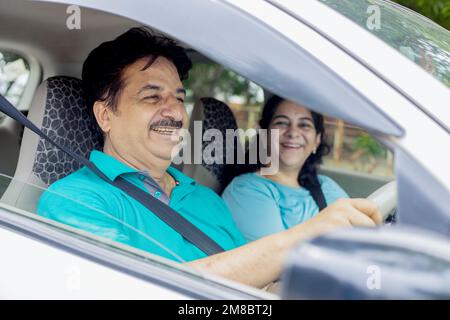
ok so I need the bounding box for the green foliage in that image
[183,63,262,106]
[354,133,385,157]
[321,0,450,85]
[393,0,450,30]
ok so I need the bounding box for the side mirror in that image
[280,226,450,299]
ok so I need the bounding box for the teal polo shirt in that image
[37,150,246,262]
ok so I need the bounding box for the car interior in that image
[0,0,396,290]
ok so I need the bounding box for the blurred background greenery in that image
[393,0,450,30]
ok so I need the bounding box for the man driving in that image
[38,27,381,289]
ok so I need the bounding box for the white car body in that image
[0,0,449,299]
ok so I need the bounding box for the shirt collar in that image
[166,166,196,187]
[166,166,196,205]
[89,150,139,181]
[89,150,196,188]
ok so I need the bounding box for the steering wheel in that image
[367,181,397,223]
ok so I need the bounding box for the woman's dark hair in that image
[82,27,192,113]
[234,95,330,191]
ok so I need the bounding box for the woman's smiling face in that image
[268,100,321,170]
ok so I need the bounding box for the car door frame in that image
[2,0,448,297]
[37,0,450,232]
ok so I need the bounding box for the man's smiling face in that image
[95,56,189,166]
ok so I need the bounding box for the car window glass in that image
[0,172,190,264]
[322,118,394,177]
[0,50,30,123]
[183,62,264,142]
[186,62,394,198]
[320,0,450,87]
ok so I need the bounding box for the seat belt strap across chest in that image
[0,94,225,256]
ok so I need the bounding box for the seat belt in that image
[0,94,224,256]
[309,184,327,211]
[301,175,327,211]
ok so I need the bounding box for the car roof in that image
[0,0,197,79]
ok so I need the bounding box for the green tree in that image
[350,133,386,173]
[321,0,450,85]
[183,63,262,105]
[393,0,450,30]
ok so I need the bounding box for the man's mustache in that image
[149,119,183,130]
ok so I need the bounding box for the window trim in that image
[42,0,403,137]
[269,0,450,134]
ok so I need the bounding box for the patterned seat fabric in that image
[32,87,238,187]
[32,76,103,185]
[200,97,242,186]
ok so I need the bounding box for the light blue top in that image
[222,172,348,242]
[37,150,246,262]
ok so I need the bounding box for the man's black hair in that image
[82,27,192,112]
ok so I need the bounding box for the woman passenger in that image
[222,95,348,242]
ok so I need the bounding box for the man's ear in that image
[93,101,112,134]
